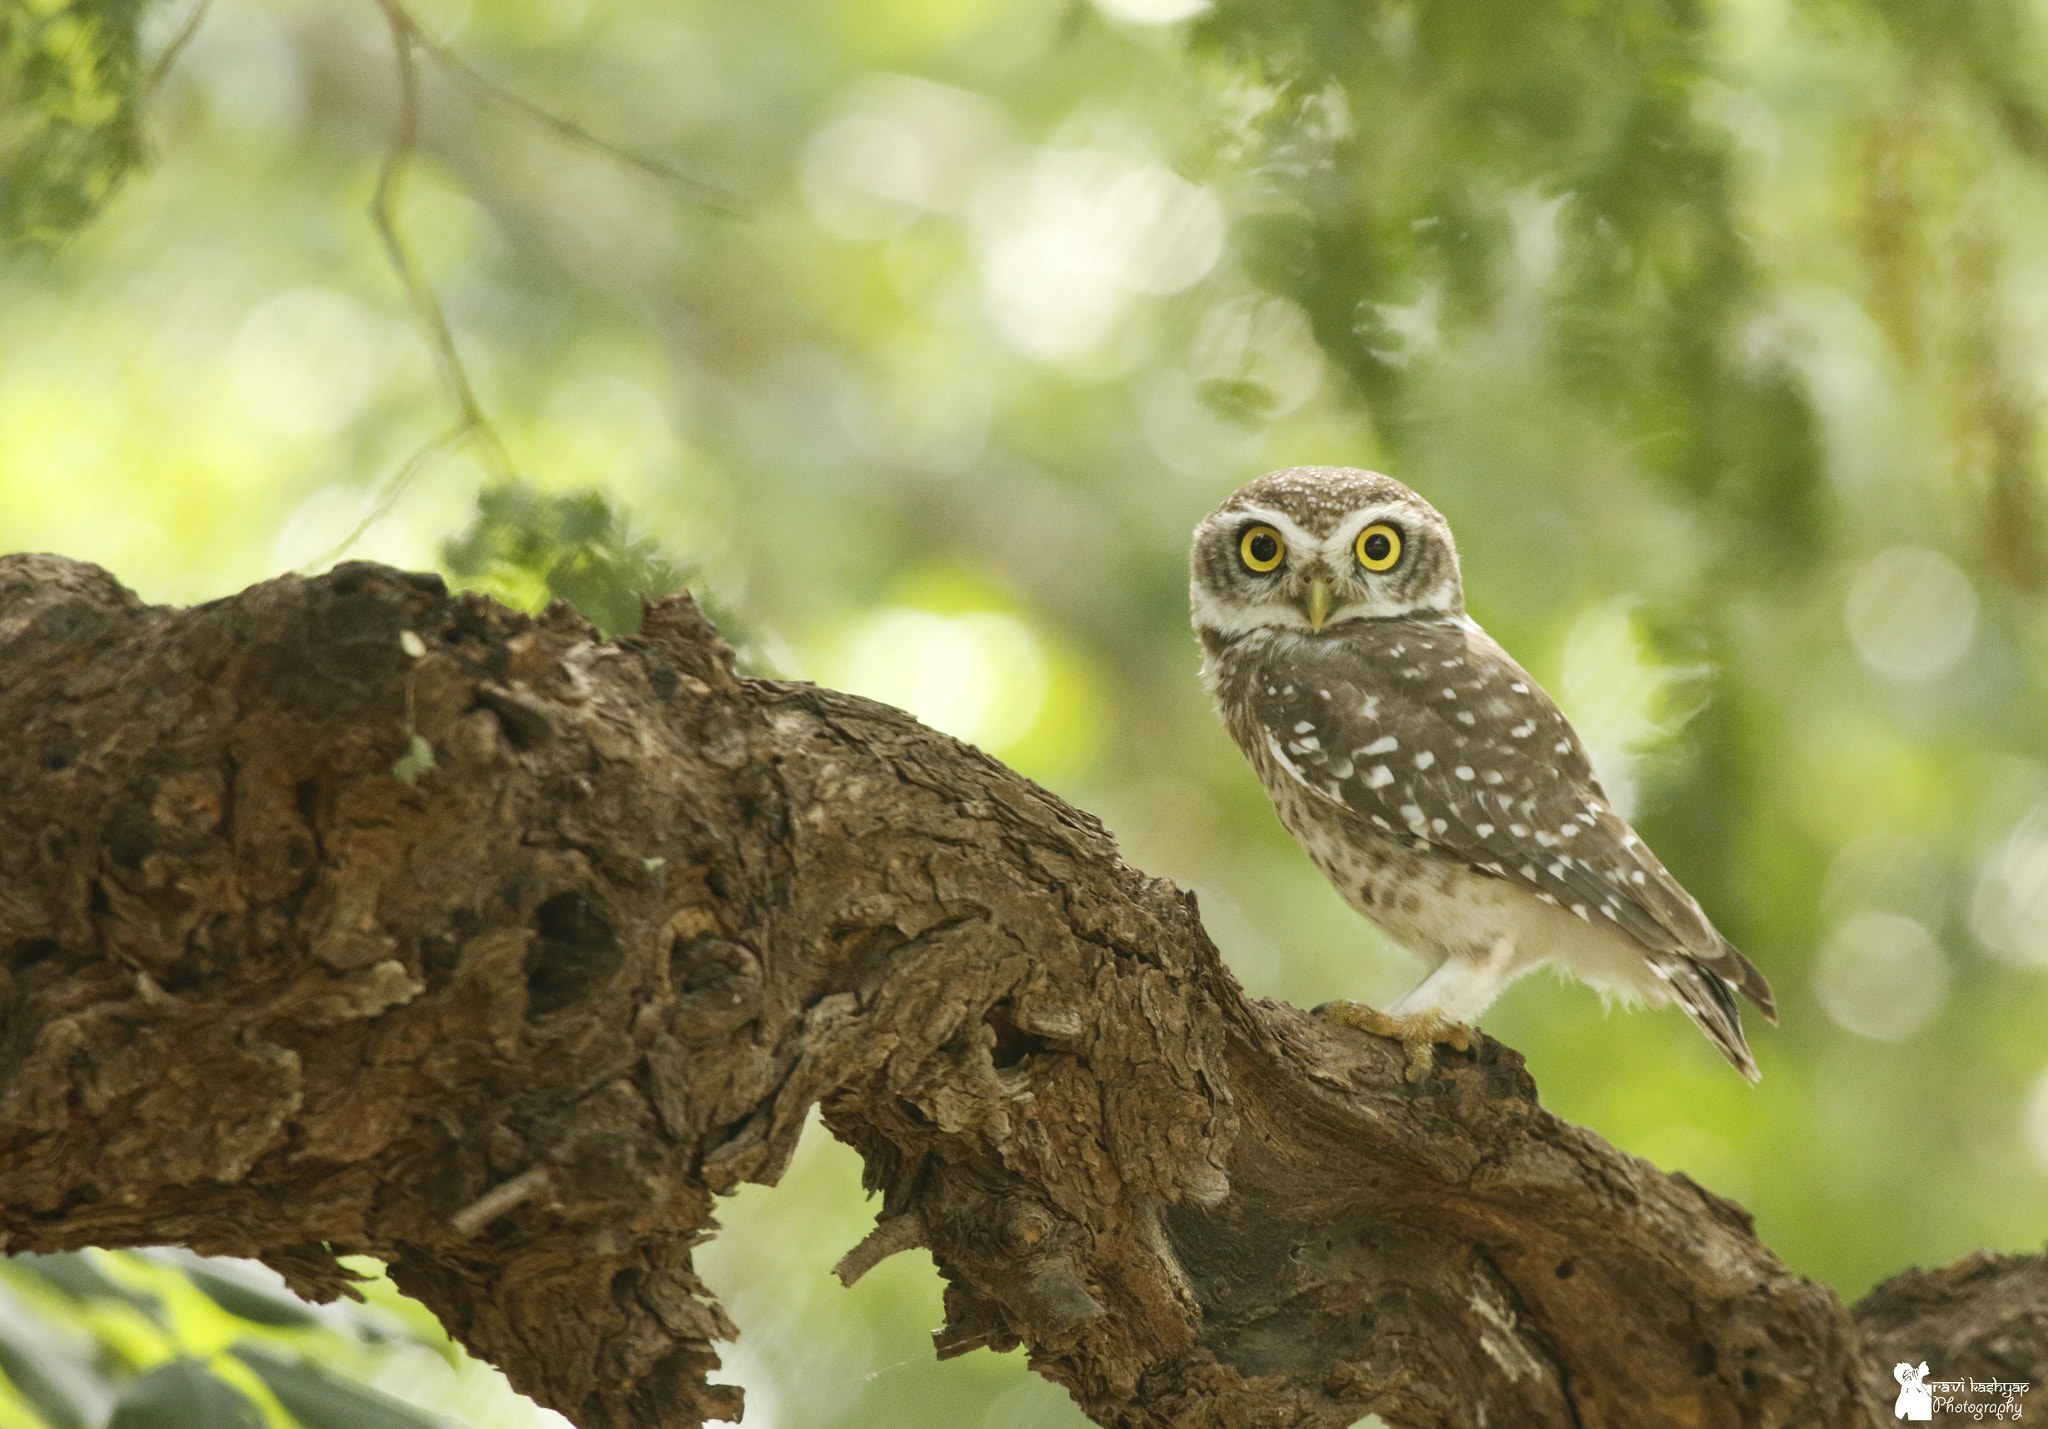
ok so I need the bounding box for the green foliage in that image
[236,1347,442,1429]
[439,481,689,638]
[0,1249,554,1429]
[0,1278,110,1428]
[180,1271,323,1333]
[1198,0,1824,560]
[107,1361,265,1429]
[0,0,147,247]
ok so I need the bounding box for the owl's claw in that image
[1316,1001,1472,1081]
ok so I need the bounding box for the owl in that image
[1190,467,1775,1080]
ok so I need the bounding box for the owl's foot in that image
[1315,1001,1473,1082]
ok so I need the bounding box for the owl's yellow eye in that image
[1355,523,1402,572]
[1239,524,1286,573]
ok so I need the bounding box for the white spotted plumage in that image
[1191,466,1776,1079]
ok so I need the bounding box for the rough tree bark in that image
[0,555,2039,1429]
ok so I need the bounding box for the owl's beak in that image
[1304,578,1333,633]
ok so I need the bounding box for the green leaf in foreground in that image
[107,1359,265,1429]
[0,1285,111,1429]
[237,1344,447,1429]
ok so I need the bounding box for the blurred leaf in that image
[0,0,147,248]
[12,1252,160,1316]
[0,1251,511,1429]
[182,1272,321,1333]
[439,481,690,638]
[1196,0,1824,567]
[236,1345,445,1429]
[0,1285,112,1429]
[1193,377,1277,423]
[107,1360,264,1429]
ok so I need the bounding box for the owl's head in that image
[1190,467,1463,642]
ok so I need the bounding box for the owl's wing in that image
[1246,615,1774,1021]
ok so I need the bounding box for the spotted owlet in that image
[1191,467,1775,1079]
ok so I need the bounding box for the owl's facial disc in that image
[1190,470,1465,643]
[1227,504,1422,630]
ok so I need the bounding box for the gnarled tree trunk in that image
[0,555,2039,1428]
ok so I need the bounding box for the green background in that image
[4,0,2048,1424]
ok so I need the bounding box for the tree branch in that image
[0,556,2038,1428]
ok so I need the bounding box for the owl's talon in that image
[1316,1000,1473,1081]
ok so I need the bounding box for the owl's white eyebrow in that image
[1329,504,1420,549]
[1227,504,1320,550]
[1226,502,1419,558]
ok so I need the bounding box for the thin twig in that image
[298,421,470,575]
[370,0,514,478]
[309,0,520,572]
[143,0,215,95]
[399,14,746,218]
[323,0,744,570]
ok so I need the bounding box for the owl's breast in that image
[1222,685,1449,955]
[1211,623,1601,971]
[1256,759,1473,962]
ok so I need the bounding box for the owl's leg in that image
[1323,935,1524,1081]
[1386,935,1525,1024]
[1317,1001,1471,1082]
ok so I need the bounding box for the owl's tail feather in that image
[1712,935,1777,1024]
[1663,954,1761,1083]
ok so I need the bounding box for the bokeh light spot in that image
[1822,832,1947,927]
[973,153,1222,360]
[226,289,377,441]
[1105,167,1225,296]
[1188,297,1325,421]
[1555,600,1689,823]
[802,114,936,239]
[831,608,1047,753]
[2026,1066,2048,1177]
[1091,0,1210,22]
[1812,910,1950,1042]
[1843,545,1977,682]
[800,77,1007,239]
[1970,803,2048,968]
